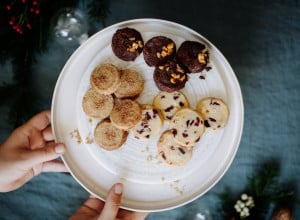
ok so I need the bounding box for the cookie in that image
[131,105,163,140]
[82,88,114,120]
[90,63,121,95]
[111,27,144,61]
[176,41,210,73]
[153,91,189,122]
[153,60,187,92]
[94,120,128,151]
[169,108,205,147]
[110,99,142,130]
[114,68,144,99]
[143,36,176,67]
[157,130,192,166]
[196,97,229,130]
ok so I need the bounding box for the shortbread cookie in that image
[196,97,229,130]
[157,130,192,166]
[169,108,205,147]
[94,120,128,150]
[110,99,142,130]
[143,36,176,67]
[90,63,121,95]
[153,60,187,92]
[153,91,189,122]
[82,88,114,120]
[176,41,210,73]
[131,105,163,140]
[114,68,144,98]
[112,27,144,61]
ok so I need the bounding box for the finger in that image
[70,197,105,220]
[22,142,65,168]
[41,160,69,173]
[26,110,51,131]
[42,126,54,142]
[117,210,149,220]
[98,183,123,220]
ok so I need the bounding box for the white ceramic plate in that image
[51,18,244,212]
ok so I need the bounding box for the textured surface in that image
[0,0,299,219]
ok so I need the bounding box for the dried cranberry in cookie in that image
[153,60,187,92]
[131,105,163,140]
[112,27,144,61]
[196,97,229,130]
[153,91,189,122]
[143,36,176,67]
[157,130,192,166]
[169,108,205,147]
[176,41,210,73]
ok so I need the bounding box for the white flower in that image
[241,194,248,200]
[234,193,255,219]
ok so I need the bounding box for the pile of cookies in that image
[111,27,210,93]
[82,63,144,150]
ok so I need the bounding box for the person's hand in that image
[0,110,68,192]
[70,183,148,220]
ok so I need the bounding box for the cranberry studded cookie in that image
[143,36,176,67]
[153,91,189,122]
[114,68,144,99]
[196,97,229,130]
[169,108,205,147]
[112,27,144,61]
[82,88,114,120]
[110,99,142,130]
[90,63,121,95]
[131,105,163,140]
[94,120,128,151]
[176,41,210,73]
[153,60,187,92]
[157,130,192,166]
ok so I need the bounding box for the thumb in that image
[22,142,65,167]
[98,183,123,220]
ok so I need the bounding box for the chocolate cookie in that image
[176,41,210,73]
[143,36,176,67]
[111,27,144,61]
[153,60,187,92]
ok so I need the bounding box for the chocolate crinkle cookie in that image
[153,60,187,92]
[176,40,210,73]
[111,27,144,61]
[143,36,176,67]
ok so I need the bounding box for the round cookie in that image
[153,60,187,92]
[110,99,142,130]
[176,41,210,73]
[114,68,144,98]
[153,91,189,122]
[94,120,128,151]
[196,97,229,130]
[111,27,144,61]
[82,88,114,120]
[90,63,121,95]
[157,130,192,166]
[131,105,163,140]
[169,108,205,147]
[143,36,176,67]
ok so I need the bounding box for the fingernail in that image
[55,144,65,154]
[114,183,123,195]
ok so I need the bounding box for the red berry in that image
[6,4,12,10]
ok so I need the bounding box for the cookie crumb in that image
[85,133,94,144]
[70,129,82,144]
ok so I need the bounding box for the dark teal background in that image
[0,0,299,219]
